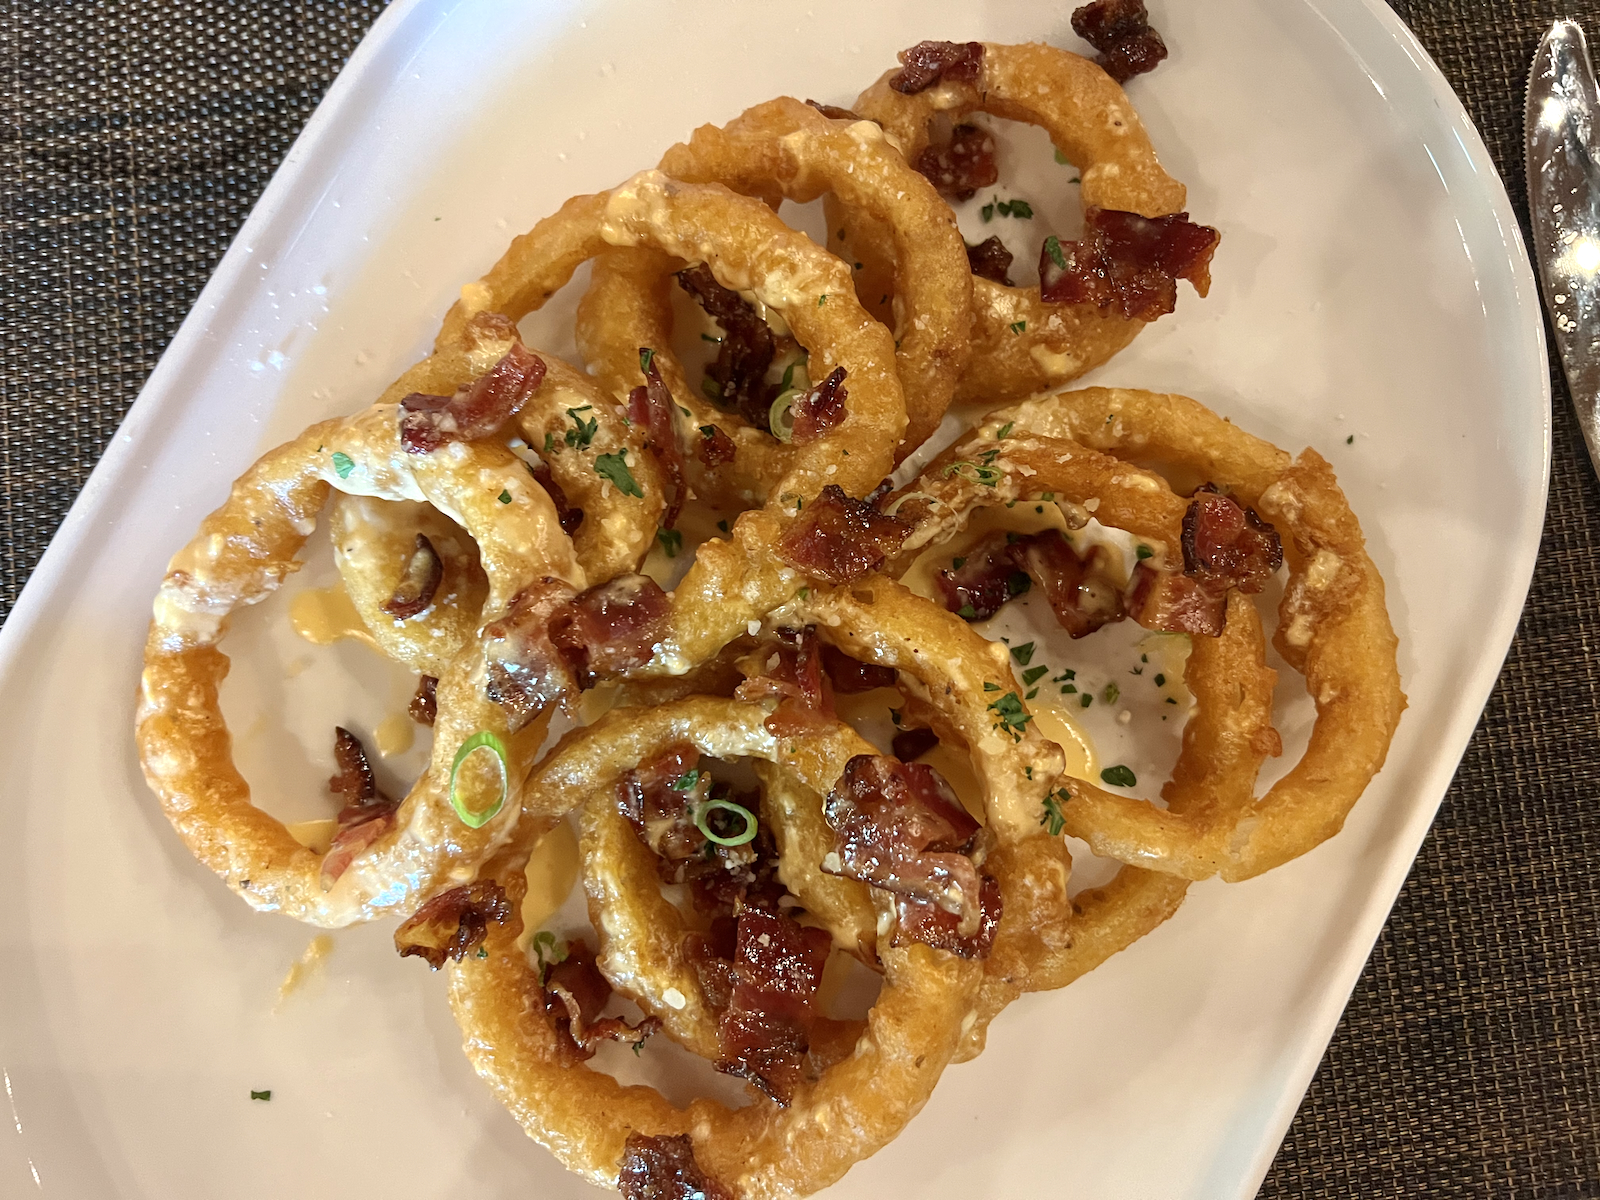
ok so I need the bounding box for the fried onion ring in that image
[449,697,981,1198]
[982,387,1406,879]
[137,393,583,926]
[579,97,969,467]
[440,169,906,507]
[839,41,1196,405]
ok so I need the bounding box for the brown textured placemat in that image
[0,2,1593,1196]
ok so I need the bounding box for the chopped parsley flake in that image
[1053,668,1077,682]
[250,1090,272,1102]
[702,377,722,402]
[1100,765,1138,788]
[1136,544,1154,560]
[657,528,683,558]
[497,489,512,504]
[671,769,700,792]
[639,347,655,375]
[1080,693,1093,708]
[983,681,1001,692]
[1021,665,1049,686]
[1010,641,1036,665]
[1010,320,1027,335]
[952,556,968,570]
[565,406,598,449]
[1007,570,1032,597]
[595,452,643,497]
[1044,235,1067,270]
[1054,148,1070,164]
[957,604,978,620]
[716,519,729,533]
[817,294,828,306]
[981,202,995,222]
[987,691,1032,741]
[1154,673,1166,687]
[1025,687,1038,699]
[1103,682,1120,705]
[1061,684,1077,694]
[543,432,557,454]
[996,422,1014,440]
[1347,434,1355,444]
[476,947,488,959]
[1040,790,1067,835]
[330,451,354,479]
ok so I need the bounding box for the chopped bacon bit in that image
[544,939,661,1059]
[684,917,739,1011]
[1129,488,1282,636]
[1039,207,1221,322]
[790,365,849,443]
[552,574,670,686]
[1182,486,1283,592]
[527,456,584,536]
[408,674,438,726]
[617,742,708,862]
[775,484,911,584]
[1015,531,1125,638]
[737,626,836,739]
[320,727,400,888]
[697,422,737,467]
[891,726,940,762]
[824,754,993,944]
[1127,565,1225,637]
[381,533,443,620]
[717,908,832,1104]
[913,123,999,201]
[627,354,686,530]
[618,1133,733,1200]
[895,872,1002,959]
[399,343,546,454]
[482,578,581,731]
[393,881,510,969]
[1072,0,1168,83]
[677,264,777,430]
[822,643,897,694]
[806,99,863,121]
[934,529,1125,636]
[890,39,985,94]
[966,235,1015,285]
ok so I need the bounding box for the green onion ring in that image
[449,730,509,828]
[694,798,758,847]
[769,391,799,442]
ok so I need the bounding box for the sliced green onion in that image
[769,391,799,442]
[450,730,508,828]
[695,798,758,847]
[881,489,950,517]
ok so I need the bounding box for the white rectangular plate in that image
[0,0,1548,1197]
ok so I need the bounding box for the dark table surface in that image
[2,2,1595,1196]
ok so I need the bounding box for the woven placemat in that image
[0,2,1593,1196]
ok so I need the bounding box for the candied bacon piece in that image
[618,1133,734,1200]
[399,343,546,454]
[933,532,1028,621]
[717,908,832,1104]
[913,123,999,201]
[677,264,777,429]
[482,578,581,730]
[891,725,940,762]
[1072,0,1168,83]
[775,484,911,584]
[737,626,836,738]
[896,872,1002,958]
[320,727,401,887]
[890,39,985,94]
[1127,565,1225,637]
[627,354,686,530]
[696,422,737,467]
[790,365,849,443]
[684,917,739,1011]
[1039,207,1221,322]
[823,754,991,942]
[526,456,584,536]
[805,99,863,122]
[1182,485,1283,592]
[1014,530,1125,638]
[552,574,671,685]
[393,881,511,969]
[544,939,661,1060]
[408,674,438,726]
[821,643,897,694]
[616,741,707,863]
[966,235,1015,285]
[381,534,443,620]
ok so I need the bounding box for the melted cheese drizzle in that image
[288,582,377,650]
[374,711,415,758]
[515,821,580,950]
[276,935,333,1007]
[286,818,336,854]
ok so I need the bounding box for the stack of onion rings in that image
[134,25,1403,1198]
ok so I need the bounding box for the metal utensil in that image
[1528,18,1600,471]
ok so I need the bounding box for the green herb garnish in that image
[1010,641,1036,666]
[565,406,598,449]
[657,528,683,558]
[1010,320,1027,335]
[450,730,508,828]
[250,1090,272,1102]
[695,798,758,847]
[1103,682,1120,705]
[987,691,1032,740]
[497,489,512,504]
[1044,235,1067,270]
[671,769,701,792]
[1022,665,1049,686]
[1100,765,1137,788]
[331,451,355,479]
[1040,790,1067,835]
[595,452,643,497]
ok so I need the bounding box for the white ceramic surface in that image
[0,0,1548,1197]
